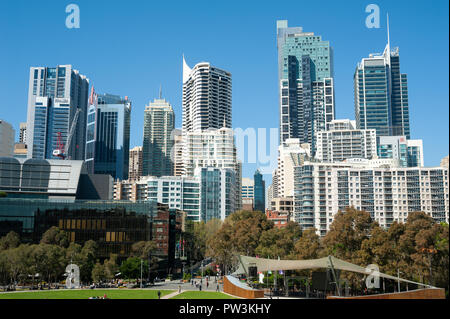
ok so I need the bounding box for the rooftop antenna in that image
[159,84,162,99]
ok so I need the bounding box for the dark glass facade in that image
[0,198,156,260]
[253,170,265,213]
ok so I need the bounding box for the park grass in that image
[170,291,238,299]
[0,289,174,299]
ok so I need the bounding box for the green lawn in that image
[171,291,237,299]
[0,289,174,299]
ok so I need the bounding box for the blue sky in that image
[0,0,448,182]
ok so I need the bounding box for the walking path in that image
[161,290,183,299]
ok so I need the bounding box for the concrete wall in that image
[223,276,265,299]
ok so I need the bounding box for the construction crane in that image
[53,108,81,160]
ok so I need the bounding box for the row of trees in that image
[201,208,448,292]
[0,227,159,289]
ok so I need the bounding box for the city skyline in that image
[0,0,448,181]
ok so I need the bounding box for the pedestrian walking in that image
[199,284,202,291]
[178,285,181,293]
[157,290,161,299]
[206,282,209,289]
[216,283,219,292]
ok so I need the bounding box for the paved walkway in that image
[161,289,184,299]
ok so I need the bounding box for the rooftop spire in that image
[387,13,390,48]
[182,54,192,84]
[159,84,162,99]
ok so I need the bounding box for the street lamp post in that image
[140,259,143,289]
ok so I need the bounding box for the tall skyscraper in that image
[0,120,15,157]
[26,65,89,160]
[276,20,335,154]
[182,57,232,133]
[85,89,131,180]
[354,23,410,138]
[254,170,266,213]
[142,96,175,177]
[129,146,143,182]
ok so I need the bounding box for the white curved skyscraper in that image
[182,56,232,133]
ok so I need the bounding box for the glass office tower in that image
[26,65,89,160]
[253,169,265,213]
[142,97,175,177]
[85,89,131,180]
[354,40,410,139]
[276,20,335,154]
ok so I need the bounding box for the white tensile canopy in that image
[232,255,433,288]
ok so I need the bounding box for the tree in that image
[4,244,32,288]
[321,207,374,291]
[322,207,374,262]
[119,257,148,279]
[207,210,274,273]
[207,222,235,274]
[255,222,301,259]
[91,262,107,283]
[33,244,66,286]
[79,240,98,283]
[289,228,321,260]
[226,210,273,256]
[131,241,157,259]
[0,251,9,289]
[0,191,6,198]
[360,222,406,277]
[0,231,20,251]
[40,227,69,248]
[104,254,119,280]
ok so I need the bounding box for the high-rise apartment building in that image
[129,146,143,182]
[377,136,423,167]
[26,65,89,160]
[276,138,310,198]
[182,127,240,177]
[182,127,242,210]
[277,20,335,154]
[0,120,15,157]
[294,159,449,236]
[182,57,232,133]
[172,129,184,177]
[85,90,131,180]
[254,170,266,213]
[354,31,410,138]
[316,119,377,162]
[142,97,175,177]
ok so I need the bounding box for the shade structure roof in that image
[232,255,433,288]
